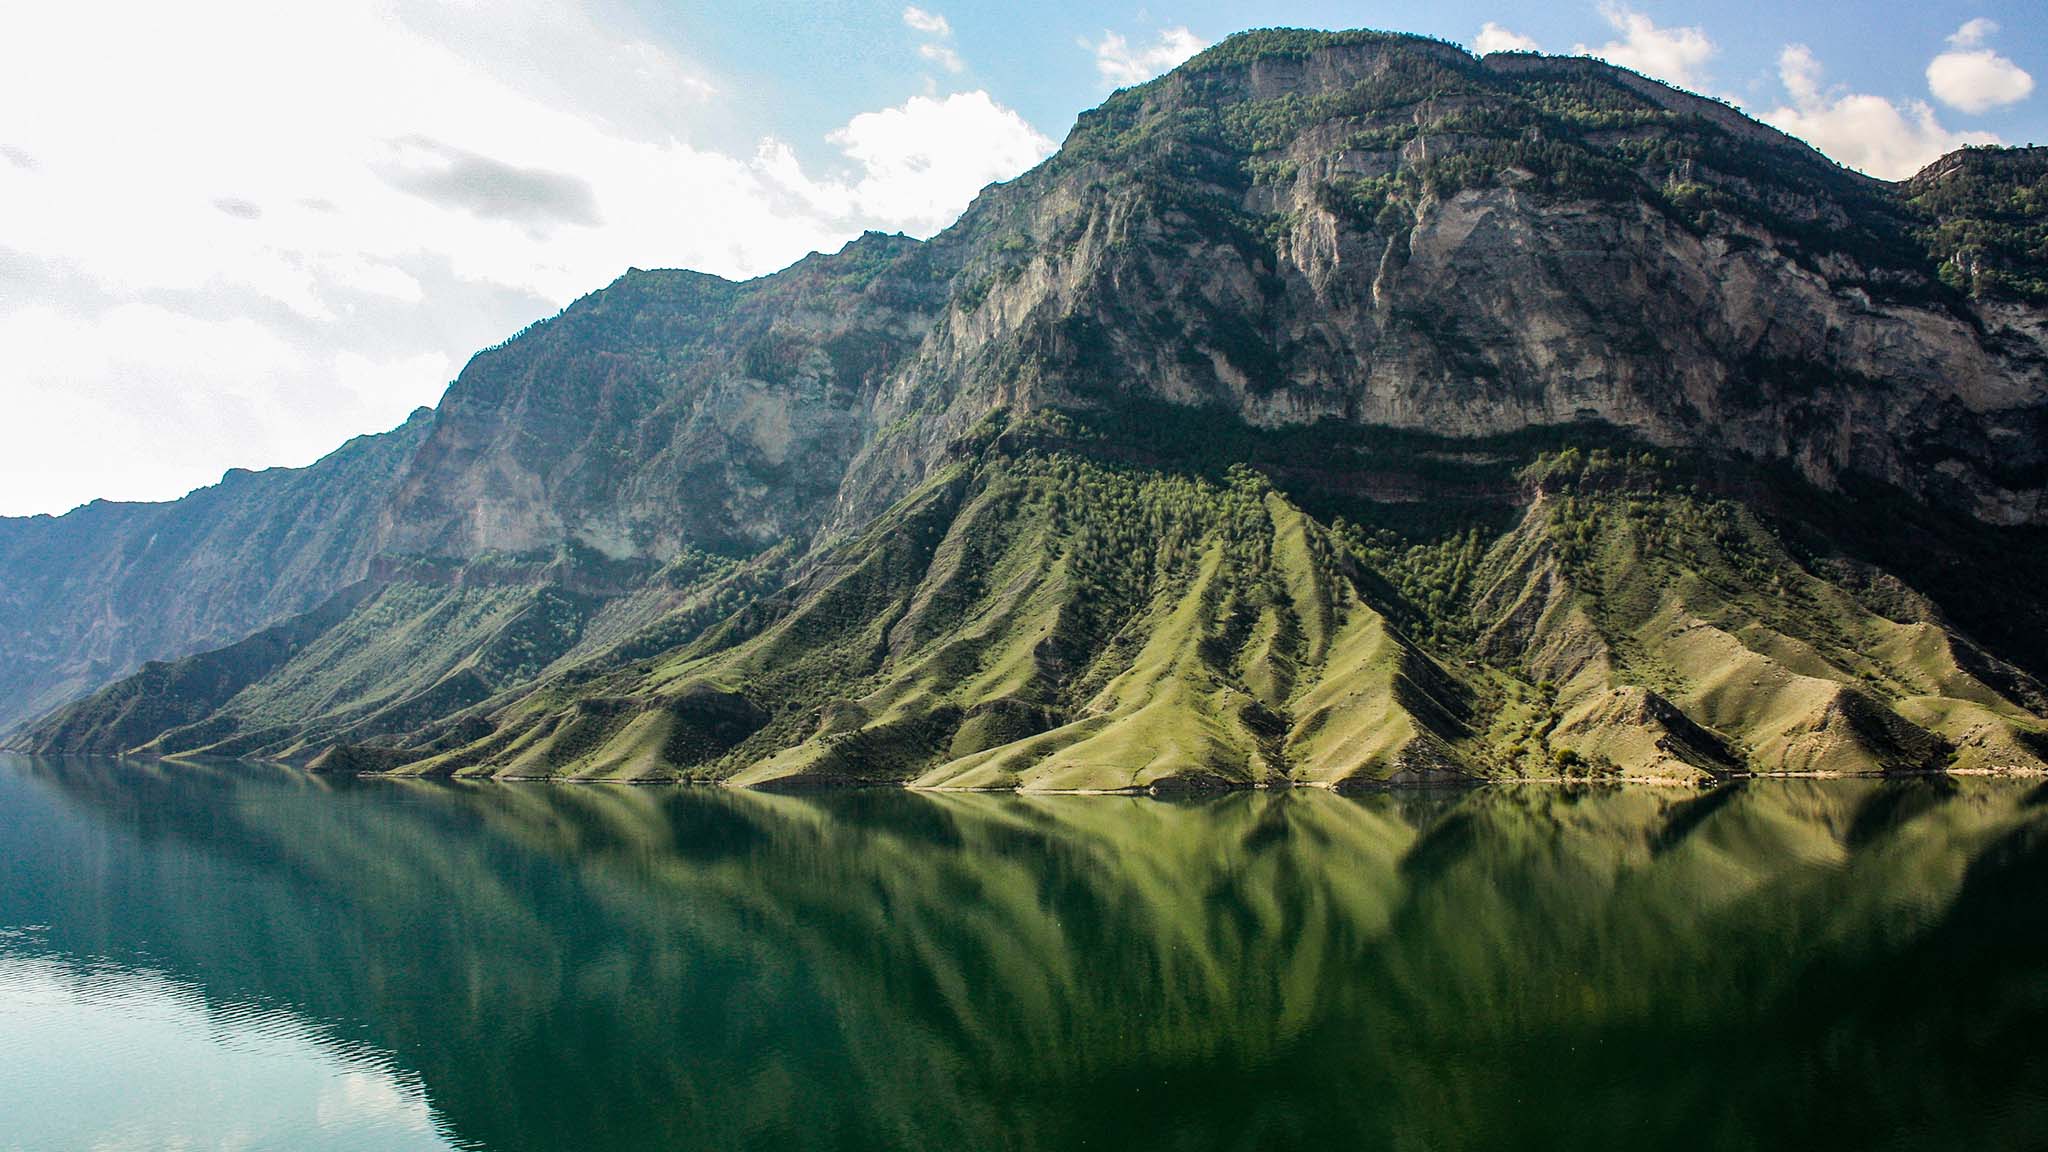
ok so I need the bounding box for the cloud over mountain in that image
[1927,19,2035,114]
[1087,26,1208,87]
[1574,4,1716,92]
[1762,43,1997,179]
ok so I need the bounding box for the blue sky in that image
[0,0,2040,517]
[653,1,2046,164]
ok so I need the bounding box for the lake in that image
[2,755,2045,1150]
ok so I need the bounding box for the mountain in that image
[8,28,2048,787]
[0,412,432,732]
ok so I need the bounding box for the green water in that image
[2,757,2046,1150]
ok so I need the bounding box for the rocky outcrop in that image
[376,233,960,561]
[837,35,2048,528]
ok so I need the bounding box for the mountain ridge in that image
[7,27,2048,786]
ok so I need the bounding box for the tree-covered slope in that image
[370,417,2044,788]
[1907,145,2048,303]
[41,406,2040,787]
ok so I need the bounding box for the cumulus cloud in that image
[760,92,1055,237]
[0,0,1053,515]
[1574,3,1716,91]
[1761,44,1998,180]
[1087,27,1208,88]
[1926,19,2034,114]
[1474,23,1541,55]
[832,94,1053,230]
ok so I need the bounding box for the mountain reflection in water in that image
[3,756,2045,1151]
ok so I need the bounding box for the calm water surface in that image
[3,755,2047,1150]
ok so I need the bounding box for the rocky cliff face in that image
[376,233,959,561]
[7,29,2048,776]
[837,34,2048,528]
[0,412,431,732]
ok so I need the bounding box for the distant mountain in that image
[10,29,2048,787]
[0,412,431,733]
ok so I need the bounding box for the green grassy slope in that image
[383,438,1482,788]
[9,546,775,765]
[353,427,2046,789]
[1470,450,2048,780]
[15,582,382,756]
[22,416,2046,789]
[138,581,591,762]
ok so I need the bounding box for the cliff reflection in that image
[3,758,2045,1151]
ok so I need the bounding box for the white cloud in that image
[903,5,965,75]
[902,6,951,37]
[0,302,454,518]
[1087,27,1208,88]
[832,94,1053,231]
[762,92,1056,237]
[1927,19,2034,114]
[1574,3,1716,92]
[0,0,1052,515]
[394,0,717,140]
[1949,17,1998,48]
[919,43,966,73]
[1762,44,1999,180]
[1475,23,1542,55]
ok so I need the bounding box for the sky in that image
[1,1,2041,517]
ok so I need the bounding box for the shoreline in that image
[340,763,2048,795]
[14,751,2043,795]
